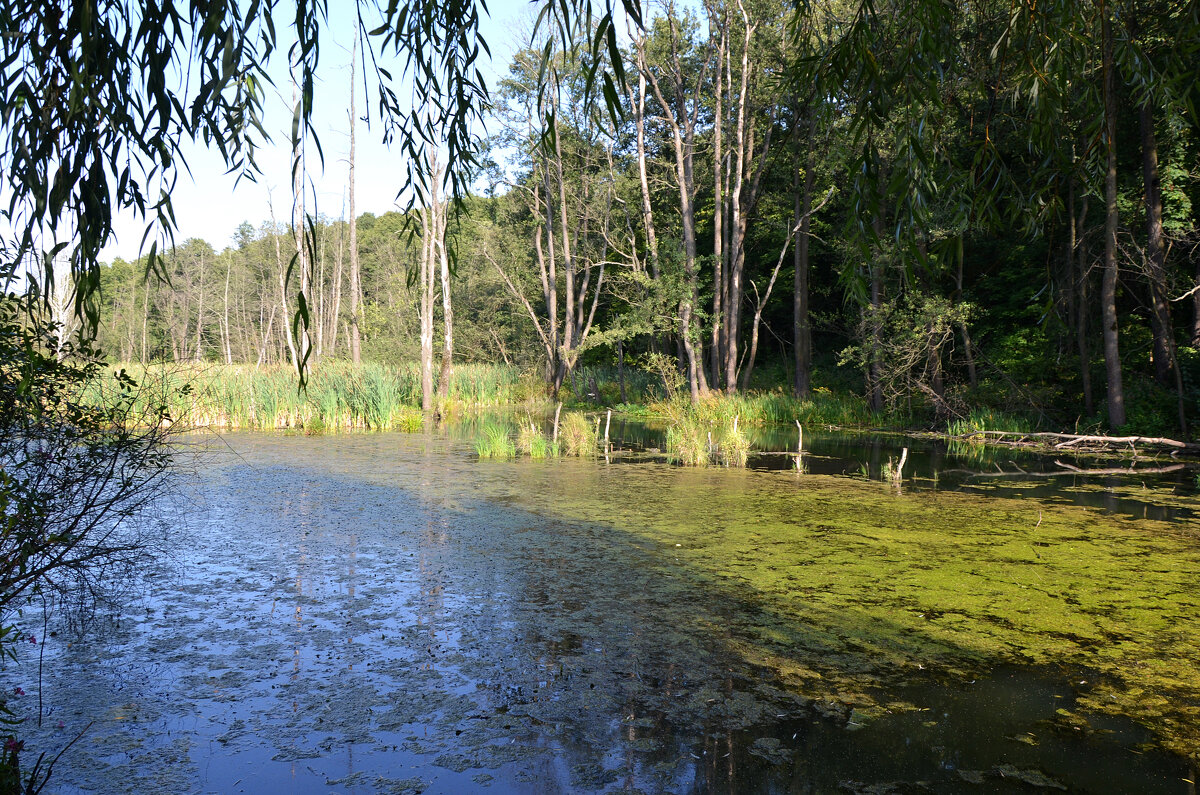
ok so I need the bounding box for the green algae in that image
[429,455,1200,758]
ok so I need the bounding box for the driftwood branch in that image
[952,430,1200,453]
[940,462,1188,478]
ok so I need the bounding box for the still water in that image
[6,427,1200,793]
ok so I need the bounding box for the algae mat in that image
[3,431,1198,793]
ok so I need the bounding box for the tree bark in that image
[1138,100,1174,386]
[1101,9,1126,427]
[793,116,815,398]
[349,42,362,366]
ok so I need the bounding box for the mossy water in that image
[3,430,1199,792]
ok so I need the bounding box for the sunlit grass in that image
[559,412,598,457]
[474,421,516,459]
[98,361,540,430]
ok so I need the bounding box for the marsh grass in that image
[516,422,554,459]
[946,408,1032,440]
[98,362,539,430]
[559,412,598,457]
[651,388,872,429]
[474,421,516,458]
[713,418,751,467]
[666,413,710,466]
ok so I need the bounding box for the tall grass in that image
[97,361,542,430]
[559,412,598,457]
[650,388,872,428]
[665,413,710,466]
[474,421,516,458]
[516,421,555,459]
[946,408,1032,440]
[713,417,750,467]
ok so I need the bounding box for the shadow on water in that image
[4,431,1199,793]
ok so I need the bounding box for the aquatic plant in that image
[665,413,710,466]
[92,362,541,431]
[713,416,750,467]
[516,422,552,459]
[394,407,425,433]
[649,388,872,430]
[559,412,597,457]
[947,408,1032,440]
[474,421,515,459]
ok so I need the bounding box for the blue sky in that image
[99,0,532,263]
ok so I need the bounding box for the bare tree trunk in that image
[723,10,753,394]
[618,339,627,403]
[349,33,362,365]
[1101,9,1125,427]
[269,203,299,371]
[1138,100,1174,387]
[140,282,149,363]
[193,250,205,361]
[328,209,344,358]
[552,95,578,387]
[1193,257,1200,347]
[419,169,437,412]
[638,19,711,402]
[438,194,454,401]
[793,117,815,398]
[1074,195,1094,416]
[222,255,233,364]
[257,305,277,368]
[710,14,726,389]
[869,262,884,413]
[630,60,659,278]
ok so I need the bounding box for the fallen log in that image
[940,463,1188,478]
[953,430,1200,453]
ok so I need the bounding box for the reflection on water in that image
[454,414,1200,521]
[3,430,1198,793]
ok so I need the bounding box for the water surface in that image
[5,429,1200,793]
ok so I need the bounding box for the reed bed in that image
[559,412,598,457]
[651,388,872,429]
[96,362,541,430]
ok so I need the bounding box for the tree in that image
[0,0,639,368]
[0,293,176,784]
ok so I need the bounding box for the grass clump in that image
[713,416,750,467]
[666,412,710,466]
[394,407,424,432]
[947,408,1032,440]
[516,422,556,459]
[474,421,515,459]
[559,412,598,457]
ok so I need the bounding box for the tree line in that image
[94,0,1199,433]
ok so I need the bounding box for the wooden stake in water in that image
[893,447,908,484]
[603,410,611,452]
[552,401,563,444]
[795,420,805,473]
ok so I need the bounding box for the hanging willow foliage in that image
[0,0,641,382]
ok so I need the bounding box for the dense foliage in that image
[89,0,1200,435]
[0,295,176,789]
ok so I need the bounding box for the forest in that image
[88,0,1200,438]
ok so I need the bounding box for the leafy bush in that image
[1,295,177,789]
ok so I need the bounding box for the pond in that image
[5,425,1200,793]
